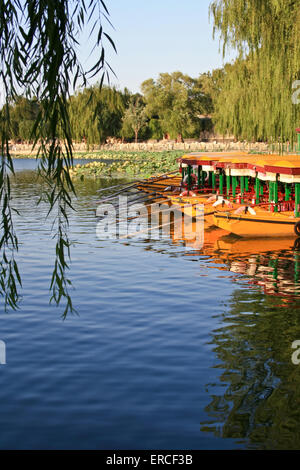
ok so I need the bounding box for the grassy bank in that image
[68,151,184,178]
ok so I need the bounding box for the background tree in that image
[210,0,300,145]
[69,85,128,146]
[95,87,129,144]
[121,94,148,143]
[9,97,40,142]
[141,72,214,140]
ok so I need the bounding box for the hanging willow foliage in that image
[210,0,300,145]
[0,0,115,315]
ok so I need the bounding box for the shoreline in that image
[8,139,295,158]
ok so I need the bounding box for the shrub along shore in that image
[69,151,184,178]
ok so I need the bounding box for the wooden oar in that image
[97,170,179,192]
[137,182,180,192]
[121,194,162,207]
[127,193,169,206]
[116,187,167,203]
[97,186,141,202]
[99,181,178,204]
[97,170,180,197]
[98,180,175,202]
[96,179,140,193]
[132,175,181,193]
[112,193,173,217]
[104,194,170,215]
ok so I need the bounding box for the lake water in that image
[0,159,300,450]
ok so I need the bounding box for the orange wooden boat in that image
[136,152,300,238]
[176,152,300,237]
[213,207,300,238]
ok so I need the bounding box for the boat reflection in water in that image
[164,216,300,302]
[159,219,300,449]
[211,235,300,301]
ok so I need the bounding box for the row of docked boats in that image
[138,152,300,238]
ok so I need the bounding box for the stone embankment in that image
[9,140,273,156]
[98,141,270,152]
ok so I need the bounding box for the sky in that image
[82,0,236,93]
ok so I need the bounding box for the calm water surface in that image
[1,159,300,450]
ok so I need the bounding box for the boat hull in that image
[213,211,300,238]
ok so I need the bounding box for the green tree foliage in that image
[147,118,163,140]
[121,94,148,143]
[0,0,114,315]
[141,71,213,139]
[210,0,300,143]
[9,97,40,142]
[69,85,129,146]
[3,69,217,145]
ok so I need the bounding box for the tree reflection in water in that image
[164,220,300,449]
[196,234,300,449]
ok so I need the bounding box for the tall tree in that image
[9,96,40,142]
[141,72,214,139]
[69,85,128,146]
[210,0,300,144]
[121,94,147,143]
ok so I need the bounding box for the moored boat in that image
[176,152,300,237]
[134,151,300,238]
[213,207,300,238]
